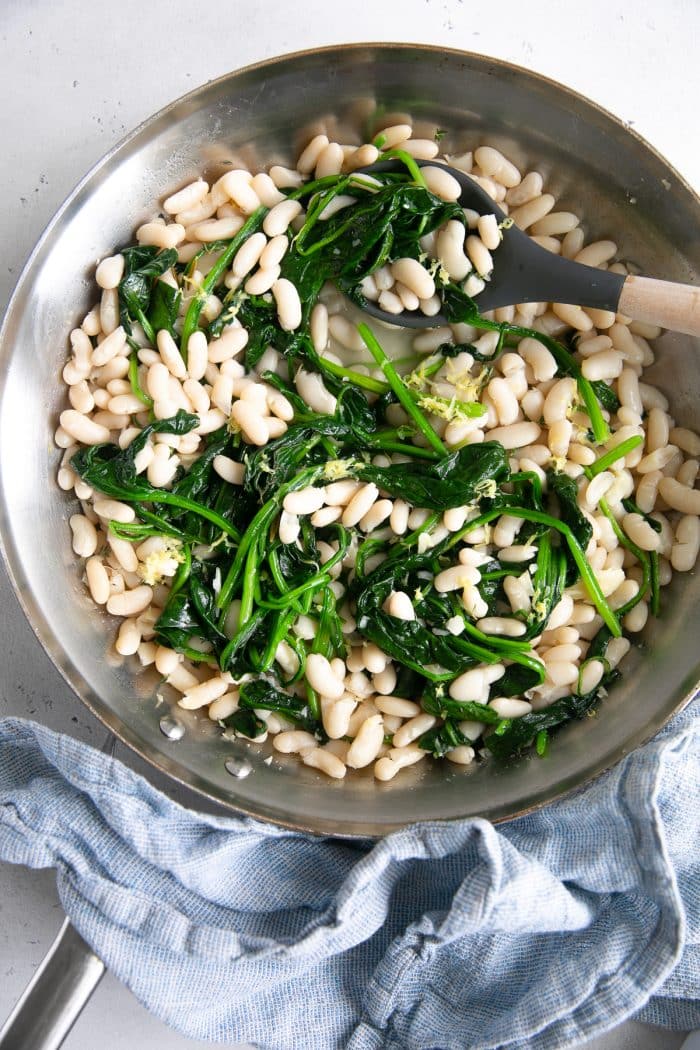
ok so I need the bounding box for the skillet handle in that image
[0,917,105,1050]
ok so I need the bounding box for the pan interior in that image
[0,45,698,836]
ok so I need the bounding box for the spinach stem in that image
[179,207,268,357]
[358,324,448,456]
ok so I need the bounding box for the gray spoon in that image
[360,160,700,336]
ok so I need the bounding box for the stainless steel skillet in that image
[0,43,698,838]
[1,41,700,1050]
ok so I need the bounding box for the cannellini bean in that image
[342,483,378,527]
[163,179,208,215]
[543,377,576,424]
[510,193,555,230]
[669,427,700,456]
[646,408,670,453]
[392,713,436,749]
[374,696,420,720]
[216,170,260,214]
[283,486,325,515]
[315,141,344,178]
[306,653,344,700]
[231,231,267,277]
[346,715,385,769]
[391,257,435,300]
[385,590,415,621]
[115,618,142,656]
[434,564,480,592]
[301,748,346,779]
[106,585,153,617]
[671,515,700,572]
[136,222,185,249]
[322,695,357,740]
[637,447,681,476]
[635,470,662,514]
[360,499,393,532]
[488,377,519,425]
[486,421,541,449]
[273,730,318,754]
[389,499,409,535]
[209,327,249,363]
[489,697,532,718]
[263,199,302,237]
[581,351,623,381]
[449,668,486,702]
[465,235,493,277]
[91,326,128,368]
[436,221,471,281]
[622,513,661,551]
[208,692,240,721]
[519,338,557,382]
[179,676,229,710]
[477,616,527,637]
[584,472,614,510]
[96,254,125,290]
[260,234,288,269]
[69,514,98,557]
[156,329,187,379]
[297,133,329,173]
[545,661,579,686]
[230,400,269,445]
[295,368,337,415]
[85,557,110,605]
[421,165,461,200]
[212,455,245,485]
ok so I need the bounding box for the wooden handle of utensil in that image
[618,275,700,336]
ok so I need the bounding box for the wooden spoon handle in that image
[618,275,700,336]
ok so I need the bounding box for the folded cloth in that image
[0,706,698,1050]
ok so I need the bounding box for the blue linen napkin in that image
[0,705,698,1050]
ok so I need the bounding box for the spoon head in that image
[356,159,623,329]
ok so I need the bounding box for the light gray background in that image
[0,1,697,1047]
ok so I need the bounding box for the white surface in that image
[0,0,697,1047]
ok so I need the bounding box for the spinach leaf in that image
[356,442,510,510]
[118,246,178,340]
[147,279,182,339]
[221,709,267,739]
[546,469,593,584]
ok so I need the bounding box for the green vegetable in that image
[118,246,178,344]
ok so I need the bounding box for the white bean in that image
[216,170,260,214]
[59,410,111,445]
[486,421,541,449]
[179,676,229,710]
[70,515,98,557]
[115,618,142,656]
[283,487,325,515]
[273,730,318,754]
[301,748,346,779]
[306,653,344,700]
[391,257,435,300]
[263,200,302,237]
[342,483,378,527]
[489,697,532,718]
[272,279,302,332]
[230,400,269,445]
[156,329,187,379]
[449,668,486,702]
[477,616,527,637]
[230,231,267,277]
[385,590,415,621]
[106,585,153,617]
[346,715,385,769]
[671,515,700,572]
[392,713,436,749]
[86,557,110,605]
[623,513,661,551]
